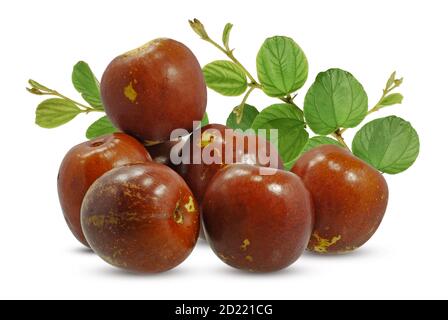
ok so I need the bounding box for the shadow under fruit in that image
[146,139,185,171]
[291,145,389,254]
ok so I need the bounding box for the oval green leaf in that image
[252,103,308,170]
[300,136,343,156]
[72,61,103,109]
[352,116,419,174]
[202,60,247,96]
[35,98,81,129]
[86,116,117,139]
[256,36,308,97]
[379,93,403,107]
[222,23,233,49]
[304,68,368,135]
[226,104,259,131]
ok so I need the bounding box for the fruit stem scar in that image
[124,81,138,103]
[184,196,196,213]
[312,232,341,253]
[240,239,250,251]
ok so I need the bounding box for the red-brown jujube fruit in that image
[81,162,200,273]
[178,124,283,204]
[57,133,151,247]
[202,164,314,272]
[291,145,389,254]
[101,38,207,143]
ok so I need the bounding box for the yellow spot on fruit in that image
[173,202,184,224]
[124,82,138,102]
[184,196,196,213]
[240,239,251,251]
[245,255,253,262]
[199,132,215,148]
[87,215,119,228]
[312,232,341,254]
[87,215,105,228]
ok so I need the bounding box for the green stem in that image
[339,81,401,135]
[234,85,256,123]
[205,37,259,85]
[279,94,304,118]
[332,129,350,150]
[31,89,94,111]
[83,109,104,114]
[194,22,307,117]
[367,83,400,116]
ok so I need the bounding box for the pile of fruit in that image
[28,20,419,273]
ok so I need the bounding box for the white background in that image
[0,0,446,300]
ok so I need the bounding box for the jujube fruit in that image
[81,162,200,273]
[101,38,207,143]
[57,133,151,247]
[291,145,388,254]
[178,123,283,204]
[202,164,313,272]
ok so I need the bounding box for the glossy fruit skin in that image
[291,145,388,254]
[202,164,314,272]
[178,124,283,204]
[101,38,207,143]
[81,162,200,273]
[146,139,184,171]
[57,133,151,247]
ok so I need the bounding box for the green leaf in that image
[222,23,233,49]
[35,98,82,128]
[72,61,103,109]
[86,116,117,139]
[226,104,259,131]
[202,60,248,96]
[28,79,51,92]
[379,93,403,107]
[252,103,308,170]
[352,116,419,174]
[256,36,308,97]
[386,71,396,90]
[201,112,209,127]
[300,136,343,156]
[304,68,368,135]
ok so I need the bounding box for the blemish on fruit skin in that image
[184,196,196,213]
[219,253,230,261]
[173,201,184,224]
[312,232,341,253]
[87,215,119,228]
[245,255,253,262]
[124,81,138,103]
[240,239,251,251]
[199,132,216,148]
